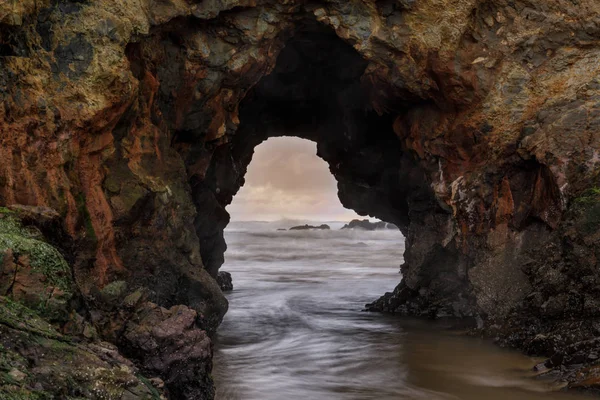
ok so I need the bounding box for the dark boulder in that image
[341,219,397,230]
[217,271,233,292]
[120,302,213,400]
[289,224,330,230]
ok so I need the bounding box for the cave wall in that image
[1,0,600,397]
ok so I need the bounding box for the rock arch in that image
[0,0,599,397]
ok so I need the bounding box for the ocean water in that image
[213,221,591,400]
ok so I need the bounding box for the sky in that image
[227,137,364,222]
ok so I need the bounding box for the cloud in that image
[228,137,362,221]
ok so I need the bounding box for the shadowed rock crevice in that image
[0,24,32,57]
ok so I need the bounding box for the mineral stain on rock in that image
[0,0,599,398]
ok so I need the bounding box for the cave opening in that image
[118,10,471,340]
[227,136,363,223]
[184,19,432,281]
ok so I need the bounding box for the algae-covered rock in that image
[0,209,73,322]
[573,188,600,235]
[0,296,166,400]
[99,280,129,305]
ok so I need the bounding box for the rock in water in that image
[289,224,331,230]
[217,271,233,292]
[341,219,395,230]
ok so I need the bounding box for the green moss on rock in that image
[0,214,71,293]
[0,296,163,399]
[101,280,128,297]
[0,388,52,400]
[573,188,600,234]
[575,187,600,204]
[0,297,63,340]
[99,280,128,305]
[0,213,73,321]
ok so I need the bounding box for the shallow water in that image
[213,221,591,400]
